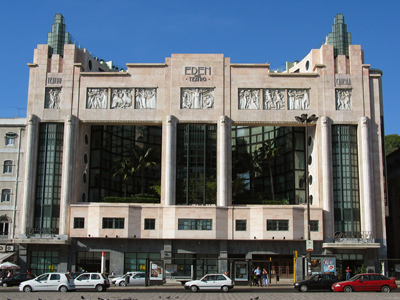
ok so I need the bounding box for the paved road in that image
[0,284,399,300]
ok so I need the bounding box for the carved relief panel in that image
[87,88,108,109]
[181,88,214,109]
[238,89,260,110]
[111,88,133,109]
[288,89,310,110]
[45,88,61,109]
[264,89,285,110]
[135,88,157,109]
[336,89,352,110]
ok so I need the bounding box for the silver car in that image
[19,273,75,292]
[113,272,145,286]
[74,272,110,291]
[184,274,234,292]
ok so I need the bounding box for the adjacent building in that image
[7,13,387,281]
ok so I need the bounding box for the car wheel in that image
[299,285,308,292]
[96,284,104,292]
[2,283,7,287]
[381,285,391,293]
[222,285,229,292]
[190,285,198,292]
[343,285,353,293]
[120,281,127,286]
[59,285,68,293]
[23,285,32,292]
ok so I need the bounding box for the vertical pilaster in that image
[20,115,38,236]
[59,115,75,237]
[361,117,373,233]
[165,115,177,206]
[321,116,334,241]
[218,116,229,206]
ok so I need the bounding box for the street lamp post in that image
[294,114,318,276]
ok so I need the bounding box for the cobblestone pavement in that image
[0,284,399,300]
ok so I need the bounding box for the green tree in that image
[113,145,159,195]
[385,134,400,155]
[256,140,281,201]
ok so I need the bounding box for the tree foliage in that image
[385,134,400,156]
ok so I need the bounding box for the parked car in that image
[19,273,75,292]
[112,272,145,286]
[74,272,110,291]
[184,274,234,292]
[294,273,340,292]
[331,273,397,292]
[1,273,37,287]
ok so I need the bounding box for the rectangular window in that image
[144,218,155,230]
[178,219,212,230]
[310,220,319,232]
[73,217,85,229]
[267,220,289,231]
[3,161,12,174]
[102,218,124,229]
[5,137,14,146]
[1,189,11,202]
[30,250,59,275]
[235,220,247,231]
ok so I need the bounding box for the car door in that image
[352,275,369,291]
[321,274,336,290]
[47,273,62,291]
[33,274,49,291]
[130,273,145,286]
[308,275,322,290]
[75,273,91,289]
[201,275,217,290]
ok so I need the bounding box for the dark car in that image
[1,273,36,287]
[331,273,397,292]
[294,273,340,292]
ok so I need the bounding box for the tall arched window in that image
[0,216,10,237]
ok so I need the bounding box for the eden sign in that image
[185,66,211,82]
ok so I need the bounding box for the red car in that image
[331,273,397,293]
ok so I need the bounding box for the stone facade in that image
[8,14,387,281]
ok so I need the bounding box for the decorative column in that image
[20,115,38,236]
[218,116,229,206]
[59,115,75,237]
[164,115,177,206]
[360,117,373,233]
[321,116,334,240]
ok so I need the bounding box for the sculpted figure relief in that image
[336,90,351,110]
[87,88,108,109]
[239,89,260,110]
[264,89,285,110]
[135,88,156,109]
[111,89,132,109]
[288,89,310,110]
[181,88,214,109]
[46,88,61,109]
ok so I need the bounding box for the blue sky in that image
[1,0,399,134]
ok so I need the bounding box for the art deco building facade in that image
[9,14,387,281]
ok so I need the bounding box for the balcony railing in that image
[333,231,374,243]
[26,228,59,238]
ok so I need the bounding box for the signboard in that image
[323,258,336,273]
[306,240,314,252]
[149,261,163,281]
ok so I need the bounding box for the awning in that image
[0,252,15,263]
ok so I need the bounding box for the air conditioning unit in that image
[0,245,6,253]
[6,245,14,252]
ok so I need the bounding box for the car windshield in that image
[305,275,316,281]
[348,275,361,282]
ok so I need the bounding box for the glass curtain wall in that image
[34,123,64,234]
[89,125,161,202]
[332,125,361,232]
[231,126,305,204]
[176,124,217,205]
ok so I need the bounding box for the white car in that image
[184,274,234,292]
[112,272,145,286]
[74,272,110,291]
[19,273,75,292]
